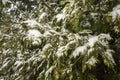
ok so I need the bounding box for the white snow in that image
[43,31,52,37]
[17,54,23,60]
[90,13,98,17]
[88,36,98,47]
[105,49,114,59]
[8,3,17,12]
[45,65,56,77]
[22,19,40,28]
[43,29,60,37]
[49,30,60,35]
[98,33,112,46]
[39,12,47,20]
[111,4,120,21]
[26,29,42,45]
[2,61,10,68]
[56,13,66,22]
[74,33,81,40]
[98,33,111,40]
[27,29,42,39]
[72,45,87,58]
[71,33,112,58]
[86,56,97,66]
[65,40,76,48]
[71,35,98,58]
[56,46,66,58]
[42,43,52,53]
[88,48,94,55]
[88,34,111,47]
[71,8,79,15]
[32,39,41,46]
[2,0,11,5]
[14,61,23,68]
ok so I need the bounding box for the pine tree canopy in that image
[0,0,120,80]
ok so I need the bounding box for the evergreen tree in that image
[0,0,120,80]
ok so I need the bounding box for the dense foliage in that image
[0,0,120,80]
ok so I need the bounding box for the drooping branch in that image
[41,0,55,13]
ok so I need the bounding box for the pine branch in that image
[41,0,55,13]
